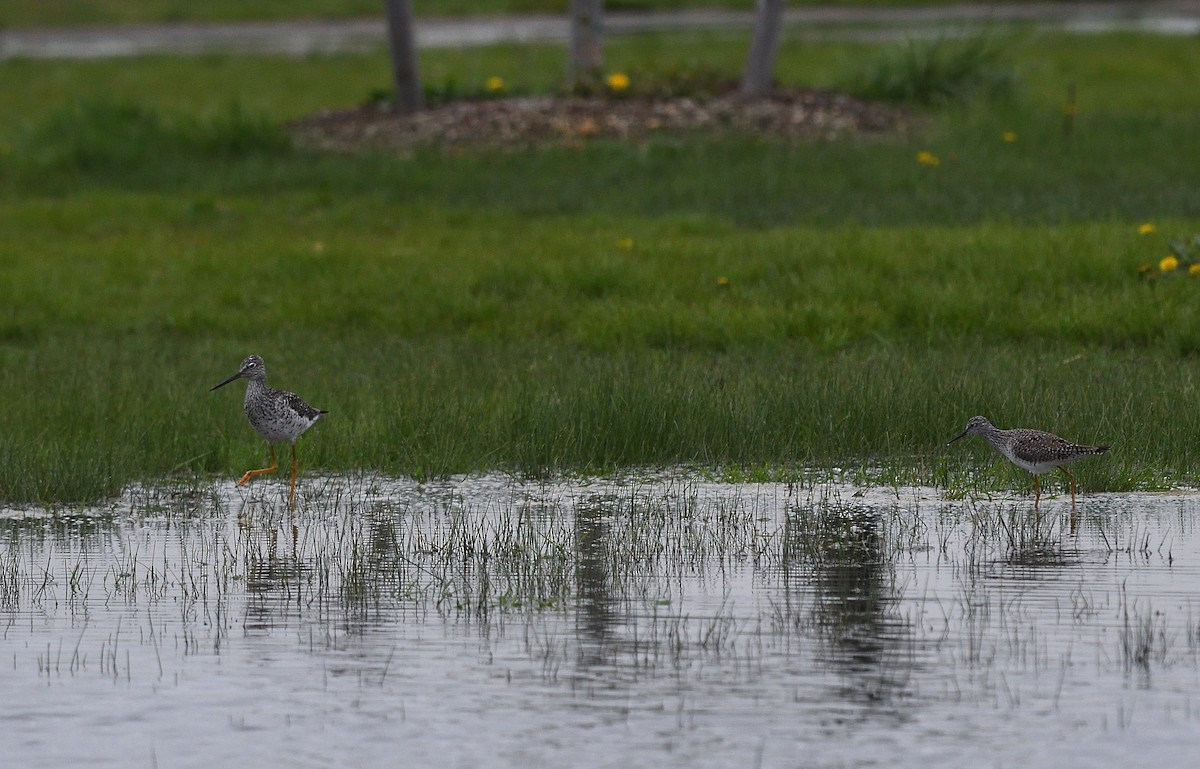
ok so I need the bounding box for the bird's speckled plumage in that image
[213,355,325,444]
[211,354,326,510]
[950,415,1108,474]
[948,415,1109,507]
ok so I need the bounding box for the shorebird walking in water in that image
[211,354,326,511]
[948,415,1108,509]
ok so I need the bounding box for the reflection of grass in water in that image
[0,483,1080,611]
[0,478,800,672]
[0,477,1191,687]
[993,505,1069,553]
[1119,596,1170,678]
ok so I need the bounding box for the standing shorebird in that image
[948,415,1108,508]
[211,355,327,511]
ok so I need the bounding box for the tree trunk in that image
[568,0,604,89]
[383,0,423,113]
[741,0,786,98]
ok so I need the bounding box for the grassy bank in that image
[1,31,1198,502]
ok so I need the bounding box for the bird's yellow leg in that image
[1033,474,1041,511]
[1058,466,1078,507]
[237,445,279,486]
[288,443,299,512]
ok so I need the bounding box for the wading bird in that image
[211,354,326,511]
[948,415,1108,509]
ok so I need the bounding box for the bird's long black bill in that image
[947,429,970,446]
[210,372,242,391]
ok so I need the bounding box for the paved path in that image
[2,1,1198,60]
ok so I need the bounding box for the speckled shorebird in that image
[211,355,326,510]
[948,416,1109,508]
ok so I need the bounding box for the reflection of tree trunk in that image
[741,0,785,98]
[568,0,605,89]
[383,0,423,114]
[784,505,909,703]
[574,501,615,665]
[816,528,888,669]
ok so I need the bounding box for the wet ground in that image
[3,473,1199,767]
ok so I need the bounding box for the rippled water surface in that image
[3,474,1200,768]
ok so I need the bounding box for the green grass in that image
[0,31,1199,503]
[850,33,1017,104]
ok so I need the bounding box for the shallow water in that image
[2,474,1199,768]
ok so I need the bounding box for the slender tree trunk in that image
[568,0,604,89]
[383,0,423,113]
[741,0,786,98]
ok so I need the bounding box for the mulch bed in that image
[287,89,909,152]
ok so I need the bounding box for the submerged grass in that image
[0,32,1199,502]
[3,475,1195,769]
[0,476,1186,676]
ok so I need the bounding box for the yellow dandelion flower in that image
[1138,223,1156,235]
[916,150,940,167]
[1160,255,1179,272]
[606,72,630,92]
[617,237,634,250]
[1190,264,1200,277]
[485,76,505,92]
[716,276,730,287]
[1002,131,1017,143]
